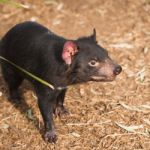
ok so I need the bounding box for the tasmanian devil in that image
[0,21,122,143]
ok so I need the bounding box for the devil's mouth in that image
[90,76,115,82]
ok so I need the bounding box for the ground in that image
[0,0,150,150]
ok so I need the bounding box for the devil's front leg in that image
[35,85,58,143]
[54,89,69,118]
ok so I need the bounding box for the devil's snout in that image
[113,65,122,75]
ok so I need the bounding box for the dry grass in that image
[0,0,150,149]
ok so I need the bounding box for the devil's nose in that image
[113,65,122,75]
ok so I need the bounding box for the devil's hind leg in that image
[1,64,24,103]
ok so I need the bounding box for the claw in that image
[54,106,69,118]
[44,131,57,143]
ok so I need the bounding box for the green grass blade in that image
[0,0,30,9]
[0,56,55,90]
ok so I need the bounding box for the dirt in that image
[0,0,150,149]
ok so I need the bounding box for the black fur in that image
[0,21,121,143]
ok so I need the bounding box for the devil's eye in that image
[88,60,99,67]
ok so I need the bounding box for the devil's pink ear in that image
[62,41,78,65]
